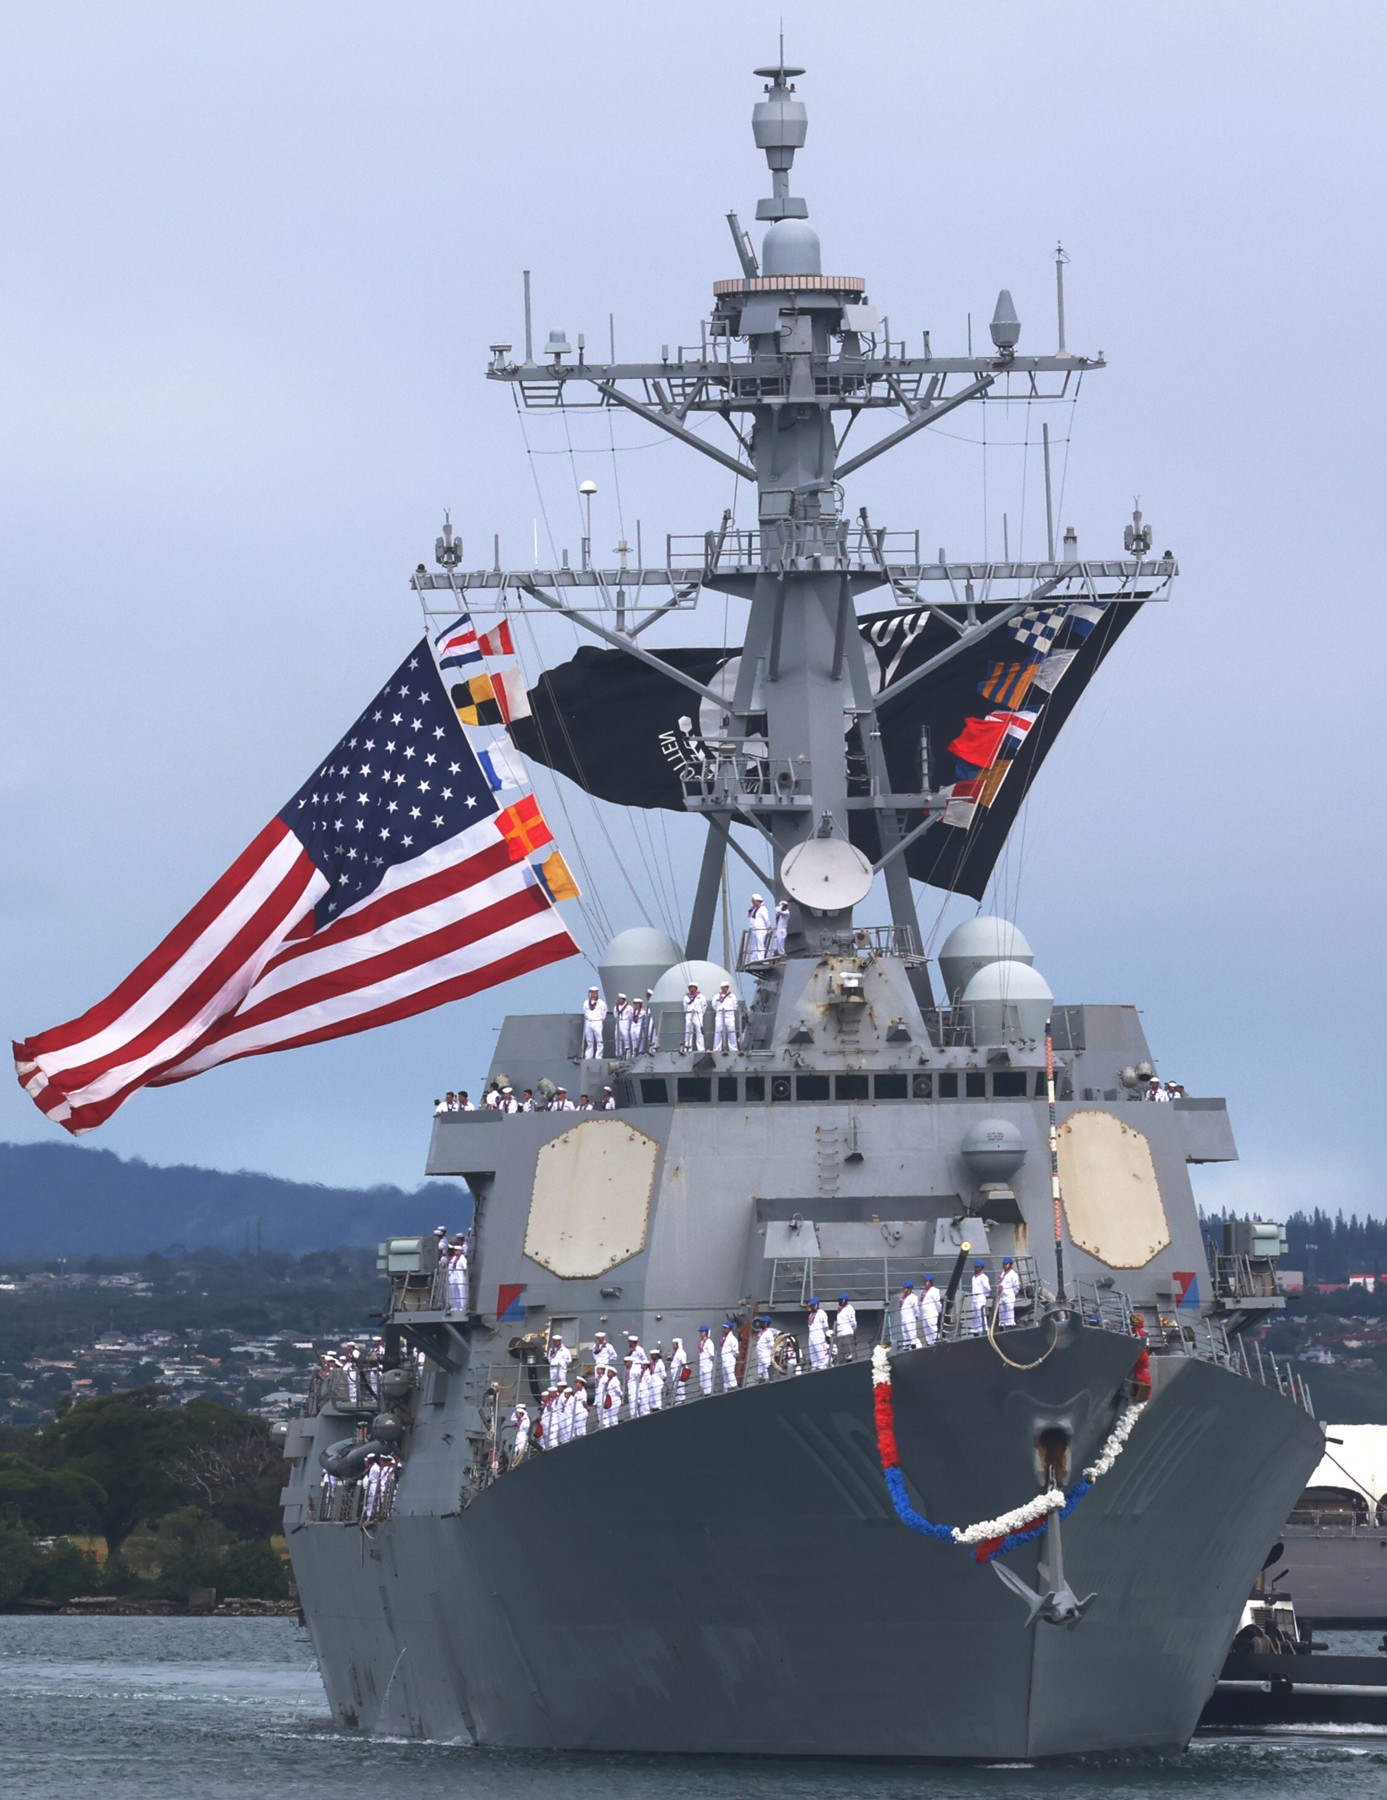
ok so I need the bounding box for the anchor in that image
[990,1502,1097,1628]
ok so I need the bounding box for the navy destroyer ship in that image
[279,63,1325,1757]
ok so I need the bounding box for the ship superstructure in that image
[279,63,1323,1758]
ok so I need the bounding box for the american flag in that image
[14,638,579,1134]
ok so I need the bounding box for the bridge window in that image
[640,1078,669,1104]
[745,1075,766,1101]
[937,1073,959,1098]
[717,1076,740,1102]
[835,1073,870,1100]
[797,1074,830,1101]
[965,1072,986,1098]
[992,1070,1028,1098]
[677,1077,712,1103]
[874,1073,908,1099]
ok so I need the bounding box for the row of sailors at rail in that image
[319,1449,401,1523]
[435,1086,617,1113]
[583,983,745,1057]
[897,1261,1022,1344]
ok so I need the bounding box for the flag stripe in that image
[16,821,304,1064]
[28,850,327,1108]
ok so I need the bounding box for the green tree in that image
[0,1452,106,1535]
[36,1391,247,1552]
[218,1539,288,1600]
[0,1523,42,1604]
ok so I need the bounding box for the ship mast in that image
[413,63,1171,1000]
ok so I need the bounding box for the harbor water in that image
[3,1616,1386,1799]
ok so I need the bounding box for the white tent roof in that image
[1306,1425,1387,1504]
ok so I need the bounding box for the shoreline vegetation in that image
[4,1594,300,1617]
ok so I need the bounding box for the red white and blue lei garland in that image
[870,1344,1144,1564]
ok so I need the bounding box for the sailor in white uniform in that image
[625,1335,647,1416]
[746,893,771,960]
[597,1368,621,1426]
[582,986,608,1059]
[771,899,789,956]
[669,1337,689,1402]
[445,1237,469,1314]
[998,1257,1021,1328]
[970,1262,992,1336]
[591,1330,617,1373]
[547,1333,573,1390]
[682,983,707,1053]
[720,1322,740,1390]
[712,982,740,1054]
[509,1404,531,1464]
[834,1293,858,1363]
[628,996,649,1055]
[598,1086,616,1109]
[550,1087,576,1111]
[698,1325,715,1396]
[898,1281,922,1350]
[570,1382,589,1438]
[613,993,633,1056]
[756,1316,777,1382]
[807,1298,832,1371]
[921,1275,942,1346]
[648,1344,668,1407]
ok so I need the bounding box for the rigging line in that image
[525,595,673,942]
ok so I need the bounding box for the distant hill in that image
[0,1141,469,1258]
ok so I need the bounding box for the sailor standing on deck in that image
[898,1281,922,1350]
[921,1275,942,1346]
[682,983,708,1053]
[669,1337,689,1401]
[807,1298,832,1371]
[698,1326,715,1396]
[628,995,649,1055]
[998,1258,1021,1329]
[746,893,771,960]
[548,1333,573,1390]
[445,1236,469,1314]
[613,993,634,1056]
[720,1321,740,1391]
[834,1293,858,1363]
[509,1403,531,1464]
[625,1334,647,1416]
[771,899,790,957]
[571,1381,590,1438]
[582,986,608,1059]
[712,982,739,1054]
[970,1262,992,1335]
[756,1316,777,1382]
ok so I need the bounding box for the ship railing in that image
[1210,1253,1283,1302]
[384,1264,450,1316]
[306,1467,401,1527]
[681,754,813,813]
[768,1252,1043,1318]
[302,1364,382,1419]
[665,525,923,574]
[737,921,920,973]
[1224,1330,1317,1416]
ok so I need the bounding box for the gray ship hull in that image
[290,1325,1322,1757]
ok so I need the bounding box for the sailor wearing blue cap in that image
[999,1256,1021,1329]
[756,1315,777,1382]
[834,1292,858,1362]
[807,1296,832,1371]
[970,1260,992,1336]
[720,1321,741,1391]
[698,1325,715,1397]
[899,1279,923,1350]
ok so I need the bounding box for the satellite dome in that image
[762,219,821,276]
[937,915,1035,1001]
[960,960,1052,1045]
[960,1117,1028,1185]
[597,927,684,1007]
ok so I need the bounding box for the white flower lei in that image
[871,1344,1145,1545]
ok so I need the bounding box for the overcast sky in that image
[3,1,1383,1229]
